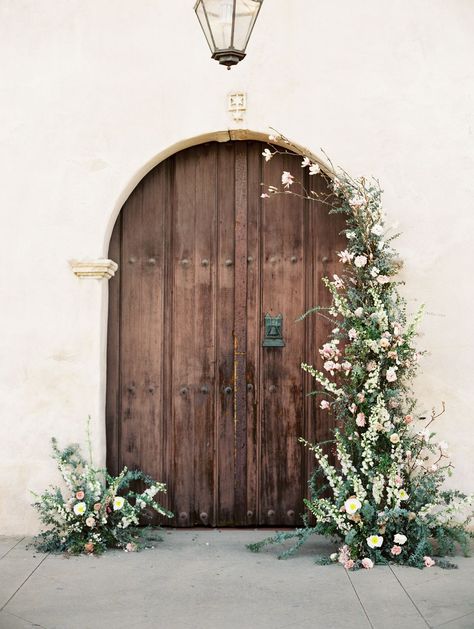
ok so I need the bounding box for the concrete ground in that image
[0,530,473,629]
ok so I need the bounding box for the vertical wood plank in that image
[259,150,306,526]
[106,215,121,477]
[216,142,236,526]
[233,142,248,525]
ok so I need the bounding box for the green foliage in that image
[32,433,173,555]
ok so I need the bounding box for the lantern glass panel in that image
[232,0,262,50]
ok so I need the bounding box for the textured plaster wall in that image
[0,0,473,534]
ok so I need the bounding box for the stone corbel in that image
[69,258,118,280]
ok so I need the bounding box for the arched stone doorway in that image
[106,139,345,526]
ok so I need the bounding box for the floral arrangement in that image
[249,134,473,569]
[32,432,173,555]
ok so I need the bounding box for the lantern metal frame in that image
[194,0,264,68]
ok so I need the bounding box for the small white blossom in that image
[281,171,294,188]
[262,148,273,162]
[309,163,320,175]
[354,255,367,268]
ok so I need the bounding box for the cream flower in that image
[438,441,449,452]
[262,148,272,162]
[309,163,320,175]
[73,502,86,516]
[86,516,95,528]
[394,533,407,545]
[356,413,366,427]
[367,535,383,549]
[301,157,311,167]
[320,400,330,410]
[361,558,374,569]
[398,489,409,501]
[386,367,398,382]
[354,255,368,268]
[113,496,125,511]
[344,497,362,515]
[390,433,400,444]
[379,337,390,349]
[348,328,358,340]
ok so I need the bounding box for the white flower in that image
[354,307,364,318]
[309,163,320,175]
[344,498,362,514]
[346,231,356,239]
[268,134,279,142]
[86,516,95,528]
[262,148,273,162]
[370,267,380,278]
[379,337,390,349]
[371,224,384,236]
[348,328,358,341]
[398,489,409,501]
[333,274,344,288]
[113,496,125,511]
[301,157,311,167]
[281,171,294,188]
[439,441,449,452]
[330,552,338,562]
[73,502,86,516]
[367,535,383,549]
[354,255,367,268]
[377,275,391,284]
[386,367,398,382]
[261,193,270,199]
[320,400,330,410]
[390,433,400,444]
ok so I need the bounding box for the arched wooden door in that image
[106,140,344,527]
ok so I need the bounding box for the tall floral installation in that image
[32,422,173,555]
[250,134,473,570]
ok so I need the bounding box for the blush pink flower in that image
[361,558,374,569]
[386,367,398,382]
[356,413,366,427]
[75,491,85,500]
[391,545,402,556]
[320,400,330,410]
[424,556,435,568]
[281,171,294,188]
[356,392,365,403]
[344,559,355,570]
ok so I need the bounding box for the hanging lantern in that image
[194,0,264,68]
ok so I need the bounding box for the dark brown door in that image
[106,140,344,527]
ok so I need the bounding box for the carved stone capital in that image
[69,258,118,280]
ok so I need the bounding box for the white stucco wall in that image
[0,0,473,535]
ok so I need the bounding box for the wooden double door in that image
[107,140,343,526]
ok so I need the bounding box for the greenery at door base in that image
[249,134,473,570]
[32,421,173,555]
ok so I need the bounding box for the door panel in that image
[106,140,345,526]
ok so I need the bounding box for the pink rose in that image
[394,475,403,486]
[85,516,95,528]
[424,556,435,568]
[93,503,102,511]
[404,415,413,424]
[84,541,94,554]
[391,545,402,556]
[75,491,85,500]
[356,392,365,403]
[125,542,137,552]
[320,400,330,410]
[344,559,355,570]
[361,558,374,569]
[356,413,366,427]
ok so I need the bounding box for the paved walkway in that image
[0,530,473,629]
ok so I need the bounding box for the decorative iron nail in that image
[200,512,208,521]
[225,259,233,266]
[128,256,136,264]
[322,256,329,263]
[267,509,275,517]
[269,384,277,393]
[179,387,188,396]
[181,258,190,266]
[247,510,253,518]
[290,256,297,263]
[224,386,232,394]
[247,256,253,263]
[148,257,156,265]
[269,256,277,263]
[247,383,254,391]
[200,386,209,394]
[201,259,209,267]
[127,385,135,392]
[148,386,155,393]
[179,512,187,520]
[287,510,295,518]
